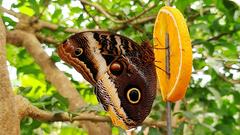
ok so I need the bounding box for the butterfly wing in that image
[57,31,157,129]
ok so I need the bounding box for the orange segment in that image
[153,6,192,102]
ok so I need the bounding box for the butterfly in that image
[57,31,157,129]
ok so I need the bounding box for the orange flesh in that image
[153,6,192,102]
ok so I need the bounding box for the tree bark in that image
[0,17,20,135]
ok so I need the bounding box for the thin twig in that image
[224,63,240,71]
[35,33,59,45]
[112,15,156,31]
[80,1,102,28]
[166,0,171,6]
[79,0,156,24]
[192,29,240,46]
[132,24,145,33]
[217,72,240,84]
[30,0,51,24]
[207,30,238,42]
[166,102,172,135]
[187,9,211,22]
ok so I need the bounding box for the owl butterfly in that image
[57,31,157,129]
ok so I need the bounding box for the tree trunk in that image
[0,17,20,135]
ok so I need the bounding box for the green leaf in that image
[175,0,195,12]
[204,42,215,55]
[175,122,184,135]
[19,5,35,16]
[208,87,221,102]
[71,7,82,13]
[56,26,67,32]
[76,14,84,26]
[182,111,196,119]
[194,124,212,135]
[149,128,161,135]
[215,124,233,135]
[20,118,42,135]
[216,0,227,12]
[223,0,238,15]
[18,86,32,95]
[18,64,41,75]
[59,125,87,135]
[52,9,62,20]
[29,0,40,15]
[203,0,213,6]
[51,53,61,62]
[55,0,71,5]
[11,0,26,8]
[2,16,17,27]
[112,127,119,135]
[52,92,69,110]
[87,22,96,29]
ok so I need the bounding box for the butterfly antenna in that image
[154,65,170,76]
[153,37,161,47]
[153,37,170,50]
[155,60,162,63]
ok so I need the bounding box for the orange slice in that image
[153,6,192,102]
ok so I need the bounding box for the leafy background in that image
[1,0,240,134]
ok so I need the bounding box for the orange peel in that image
[153,6,192,102]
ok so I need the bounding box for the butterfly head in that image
[57,31,157,129]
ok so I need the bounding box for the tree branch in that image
[38,21,84,33]
[79,0,156,24]
[112,15,156,31]
[217,73,240,84]
[224,63,240,71]
[207,30,238,42]
[0,6,21,18]
[206,57,240,84]
[192,28,240,46]
[187,8,211,22]
[80,1,102,28]
[0,6,89,33]
[35,33,59,45]
[15,95,70,121]
[15,94,172,128]
[0,16,20,135]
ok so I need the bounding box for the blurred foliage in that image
[1,0,240,134]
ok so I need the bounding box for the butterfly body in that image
[57,31,157,129]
